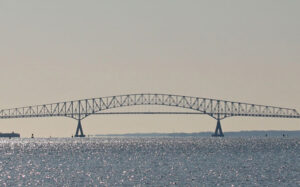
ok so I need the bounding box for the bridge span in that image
[1,93,299,137]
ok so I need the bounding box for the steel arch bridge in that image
[1,93,299,137]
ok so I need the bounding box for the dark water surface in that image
[0,137,299,186]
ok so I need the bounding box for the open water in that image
[0,137,299,186]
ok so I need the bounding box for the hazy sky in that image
[1,1,299,137]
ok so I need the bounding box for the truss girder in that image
[0,94,299,120]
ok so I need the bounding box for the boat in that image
[0,132,20,138]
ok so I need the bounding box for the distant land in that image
[95,131,300,137]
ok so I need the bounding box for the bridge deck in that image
[1,93,299,137]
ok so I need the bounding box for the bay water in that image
[0,137,299,186]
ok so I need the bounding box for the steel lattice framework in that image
[1,93,299,137]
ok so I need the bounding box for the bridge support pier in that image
[75,119,85,137]
[212,119,224,137]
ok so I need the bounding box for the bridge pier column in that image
[212,119,224,137]
[75,119,85,137]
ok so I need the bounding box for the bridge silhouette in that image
[1,94,299,137]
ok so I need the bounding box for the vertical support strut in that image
[75,119,85,137]
[212,119,224,137]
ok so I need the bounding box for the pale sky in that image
[0,0,299,137]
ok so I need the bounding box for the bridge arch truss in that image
[1,94,299,137]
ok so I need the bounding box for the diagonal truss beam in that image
[0,93,299,120]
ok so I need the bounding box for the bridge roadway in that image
[0,93,299,137]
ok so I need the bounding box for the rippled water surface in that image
[0,137,299,186]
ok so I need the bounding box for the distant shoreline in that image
[94,130,300,137]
